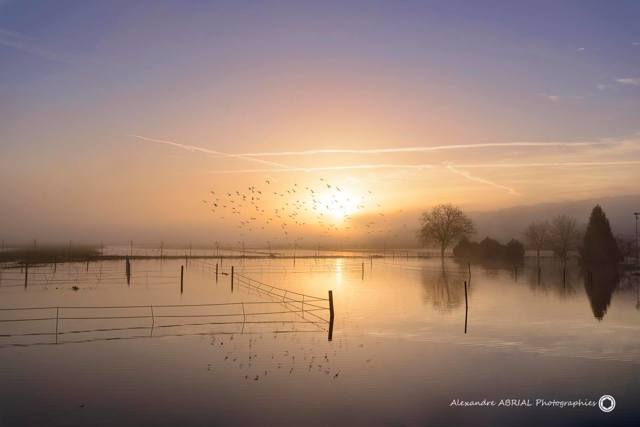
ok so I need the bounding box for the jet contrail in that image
[130,134,292,170]
[446,164,520,196]
[205,163,435,174]
[226,141,612,157]
[456,160,640,168]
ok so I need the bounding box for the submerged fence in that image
[0,272,335,348]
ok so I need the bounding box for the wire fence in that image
[0,268,334,347]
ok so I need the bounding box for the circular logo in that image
[598,395,616,413]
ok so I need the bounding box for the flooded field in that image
[0,255,639,426]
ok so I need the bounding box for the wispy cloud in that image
[0,27,72,63]
[540,93,561,102]
[615,77,640,86]
[445,164,520,196]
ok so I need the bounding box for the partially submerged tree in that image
[419,204,474,259]
[581,205,621,265]
[549,214,581,266]
[523,221,549,262]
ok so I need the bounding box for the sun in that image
[317,189,360,221]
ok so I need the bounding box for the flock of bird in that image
[201,177,405,243]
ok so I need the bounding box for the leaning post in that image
[328,290,335,341]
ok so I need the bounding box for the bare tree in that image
[523,221,550,262]
[419,204,474,259]
[549,215,581,266]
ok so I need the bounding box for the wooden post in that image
[180,265,184,293]
[328,290,335,341]
[231,265,234,292]
[55,307,59,344]
[24,263,28,289]
[215,263,219,282]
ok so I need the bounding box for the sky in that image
[1,0,639,245]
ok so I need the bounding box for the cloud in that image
[541,93,561,102]
[0,27,72,63]
[615,77,640,86]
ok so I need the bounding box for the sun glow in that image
[317,189,360,221]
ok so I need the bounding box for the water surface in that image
[0,255,638,426]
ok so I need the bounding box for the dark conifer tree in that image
[581,205,621,265]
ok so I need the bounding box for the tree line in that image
[419,203,625,269]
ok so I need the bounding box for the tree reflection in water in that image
[583,264,619,320]
[421,263,465,311]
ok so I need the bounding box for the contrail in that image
[205,163,434,174]
[130,134,292,170]
[456,160,640,168]
[203,159,640,175]
[226,141,611,158]
[446,164,520,196]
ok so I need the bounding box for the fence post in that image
[215,263,219,282]
[180,265,184,293]
[328,290,335,341]
[231,266,234,292]
[24,263,28,288]
[55,307,59,344]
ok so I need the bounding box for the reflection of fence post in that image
[24,264,28,288]
[180,266,184,294]
[464,281,468,334]
[231,266,234,292]
[55,307,59,344]
[328,290,334,341]
[215,263,218,282]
